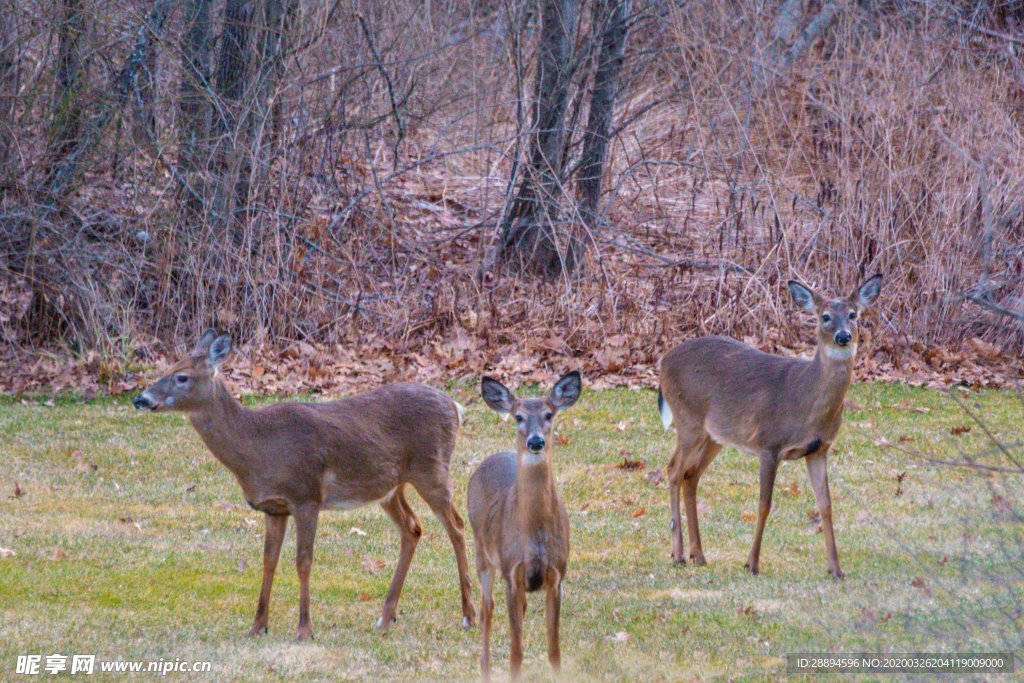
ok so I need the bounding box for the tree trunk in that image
[47,0,87,169]
[211,0,251,224]
[0,1,18,178]
[129,10,160,151]
[577,0,630,232]
[497,0,578,279]
[178,0,213,178]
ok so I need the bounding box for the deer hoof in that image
[246,625,268,637]
[744,562,759,576]
[671,557,686,567]
[375,616,397,630]
[462,616,472,631]
[829,568,845,580]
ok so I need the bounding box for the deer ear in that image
[852,273,882,309]
[207,334,233,366]
[550,371,582,409]
[481,376,514,413]
[193,328,219,355]
[788,280,820,313]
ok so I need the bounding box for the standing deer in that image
[133,329,476,641]
[658,274,882,578]
[467,372,581,681]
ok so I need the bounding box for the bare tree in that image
[0,0,18,177]
[493,0,634,280]
[178,0,213,219]
[577,0,631,231]
[46,0,87,171]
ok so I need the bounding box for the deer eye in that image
[544,412,554,421]
[821,313,832,323]
[514,414,524,423]
[174,374,189,385]
[849,310,857,320]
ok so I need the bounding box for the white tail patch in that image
[660,392,674,431]
[454,401,466,427]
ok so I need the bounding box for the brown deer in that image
[133,329,476,641]
[467,372,581,681]
[658,274,882,578]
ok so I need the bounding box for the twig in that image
[357,14,405,171]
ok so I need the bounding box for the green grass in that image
[0,384,1021,681]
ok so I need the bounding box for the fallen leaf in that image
[73,461,97,474]
[10,481,23,499]
[854,509,870,524]
[737,604,756,616]
[950,425,971,436]
[645,469,665,486]
[185,483,197,492]
[554,433,570,446]
[631,507,646,518]
[349,526,368,536]
[615,420,630,432]
[358,592,373,601]
[0,547,16,558]
[897,435,915,444]
[910,576,926,589]
[361,555,386,574]
[236,558,247,572]
[612,452,645,470]
[607,631,629,643]
[51,549,68,561]
[786,482,799,497]
[872,436,893,448]
[844,399,862,412]
[742,510,757,522]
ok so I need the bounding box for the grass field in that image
[0,382,1021,681]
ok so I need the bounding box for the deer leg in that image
[506,567,527,680]
[291,503,320,641]
[667,431,699,565]
[682,440,722,566]
[248,513,288,637]
[806,449,844,579]
[745,452,779,575]
[378,485,422,629]
[417,482,478,629]
[545,568,562,672]
[479,567,495,682]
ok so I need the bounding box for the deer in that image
[467,372,581,681]
[132,329,477,641]
[657,274,882,579]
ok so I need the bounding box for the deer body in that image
[658,275,882,578]
[468,372,581,681]
[134,330,476,641]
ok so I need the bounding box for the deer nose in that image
[835,331,852,347]
[133,395,152,410]
[526,436,545,453]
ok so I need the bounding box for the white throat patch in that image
[825,344,857,360]
[520,451,547,466]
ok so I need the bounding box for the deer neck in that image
[513,451,558,540]
[806,345,855,424]
[188,379,255,480]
